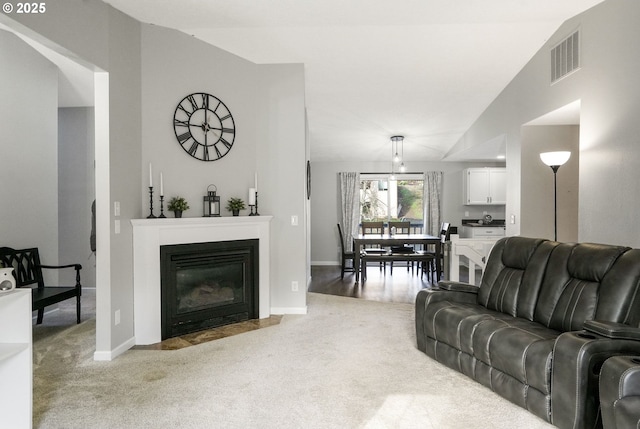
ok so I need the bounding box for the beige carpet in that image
[33,292,554,429]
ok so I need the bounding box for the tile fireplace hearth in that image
[131,216,272,345]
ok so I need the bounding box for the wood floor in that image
[309,263,437,304]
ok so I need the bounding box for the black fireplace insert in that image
[160,239,258,339]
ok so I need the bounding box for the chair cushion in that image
[423,301,494,348]
[470,317,557,395]
[424,299,557,395]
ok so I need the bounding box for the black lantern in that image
[203,184,221,217]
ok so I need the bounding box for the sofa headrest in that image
[567,243,630,282]
[478,236,552,319]
[501,236,547,270]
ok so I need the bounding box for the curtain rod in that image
[360,172,424,175]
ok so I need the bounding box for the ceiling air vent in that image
[551,30,580,84]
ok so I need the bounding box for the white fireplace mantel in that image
[131,216,273,345]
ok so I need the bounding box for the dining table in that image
[352,233,442,283]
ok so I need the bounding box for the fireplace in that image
[160,239,258,339]
[132,216,271,345]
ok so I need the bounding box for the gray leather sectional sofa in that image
[600,355,640,429]
[415,236,640,429]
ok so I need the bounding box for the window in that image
[360,174,424,230]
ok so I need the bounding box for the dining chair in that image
[421,222,450,281]
[361,221,387,271]
[388,221,412,235]
[388,221,414,273]
[337,223,356,279]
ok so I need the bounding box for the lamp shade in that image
[540,151,571,167]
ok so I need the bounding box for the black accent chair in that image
[337,224,355,279]
[0,247,82,324]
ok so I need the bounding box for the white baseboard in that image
[271,306,308,315]
[93,335,136,361]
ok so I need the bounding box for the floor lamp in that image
[540,151,571,241]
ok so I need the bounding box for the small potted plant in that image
[226,197,246,216]
[167,196,189,218]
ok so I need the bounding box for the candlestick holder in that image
[158,195,166,218]
[147,186,156,218]
[254,191,260,216]
[248,204,256,216]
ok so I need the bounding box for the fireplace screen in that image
[161,239,258,339]
[176,264,242,313]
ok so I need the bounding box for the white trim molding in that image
[131,216,273,345]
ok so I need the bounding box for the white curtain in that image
[339,172,360,252]
[424,172,443,236]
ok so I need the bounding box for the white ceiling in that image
[31,1,610,162]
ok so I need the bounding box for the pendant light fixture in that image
[399,137,406,172]
[391,135,405,178]
[390,137,396,180]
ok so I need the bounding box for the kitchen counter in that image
[460,219,505,238]
[461,219,505,227]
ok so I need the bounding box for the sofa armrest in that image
[585,320,640,341]
[551,330,640,429]
[600,355,640,429]
[415,283,479,352]
[437,280,480,294]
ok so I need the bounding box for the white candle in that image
[254,172,258,193]
[249,188,256,205]
[160,173,164,196]
[149,163,153,187]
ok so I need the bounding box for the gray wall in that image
[310,160,505,264]
[104,7,143,353]
[450,0,640,247]
[58,107,96,288]
[520,125,579,242]
[256,64,308,311]
[140,25,260,215]
[0,31,58,285]
[140,25,308,312]
[4,3,143,354]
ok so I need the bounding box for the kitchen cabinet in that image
[460,225,506,238]
[0,289,32,429]
[463,168,506,205]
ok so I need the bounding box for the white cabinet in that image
[460,225,506,238]
[0,289,32,429]
[463,168,506,205]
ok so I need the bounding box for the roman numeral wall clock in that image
[173,92,236,161]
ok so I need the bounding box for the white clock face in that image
[173,93,236,161]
